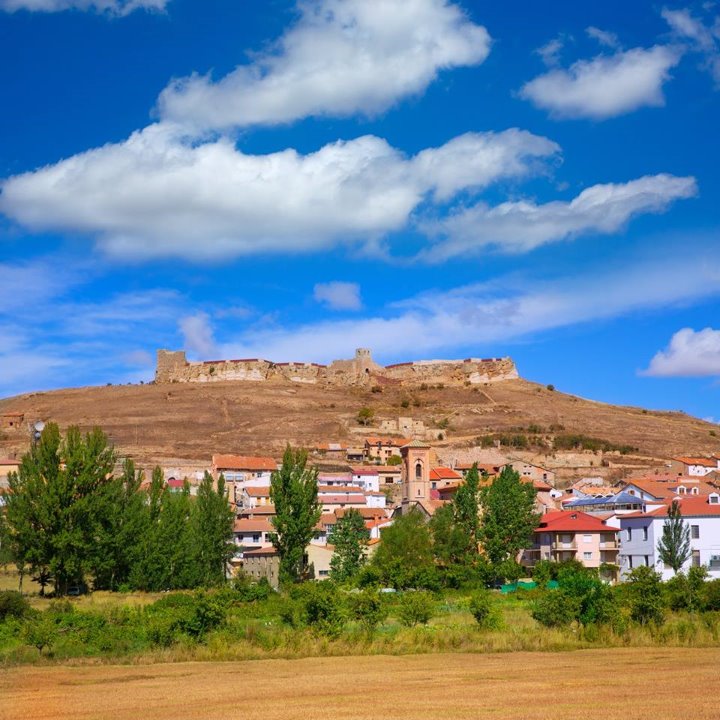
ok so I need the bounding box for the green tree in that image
[269,446,322,584]
[452,463,482,554]
[329,508,369,583]
[657,500,691,574]
[370,508,436,589]
[90,458,146,590]
[430,504,470,569]
[191,472,236,587]
[5,424,116,595]
[357,407,375,426]
[479,465,539,566]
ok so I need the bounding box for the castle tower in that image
[401,439,432,503]
[155,349,188,383]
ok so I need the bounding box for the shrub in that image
[233,574,273,602]
[22,616,57,654]
[625,567,665,625]
[350,590,388,634]
[469,590,500,629]
[703,579,720,611]
[400,398,410,409]
[0,591,30,621]
[531,591,580,627]
[357,407,375,426]
[398,591,434,627]
[299,583,346,637]
[546,384,555,391]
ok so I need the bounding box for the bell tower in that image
[401,439,432,503]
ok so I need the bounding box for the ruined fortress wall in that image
[384,357,518,385]
[155,350,518,387]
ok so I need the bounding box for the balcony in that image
[551,541,577,551]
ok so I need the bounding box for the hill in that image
[1,376,718,471]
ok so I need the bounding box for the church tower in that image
[401,439,432,503]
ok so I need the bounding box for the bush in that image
[531,591,580,627]
[145,592,226,644]
[299,583,346,637]
[625,567,665,625]
[350,590,388,634]
[703,579,720,611]
[233,574,273,602]
[469,590,500,629]
[397,592,434,627]
[0,591,30,621]
[22,615,56,654]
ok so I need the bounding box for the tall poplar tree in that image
[329,509,369,582]
[269,446,321,583]
[479,465,538,566]
[657,500,692,574]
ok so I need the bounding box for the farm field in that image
[2,648,719,720]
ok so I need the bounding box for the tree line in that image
[0,423,235,595]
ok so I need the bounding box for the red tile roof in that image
[430,466,463,481]
[674,457,718,467]
[319,494,366,504]
[233,518,274,533]
[625,495,720,518]
[351,466,381,476]
[243,486,272,497]
[213,455,277,472]
[364,437,412,447]
[536,510,617,534]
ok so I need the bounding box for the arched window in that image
[415,462,423,480]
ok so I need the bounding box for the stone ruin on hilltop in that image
[155,348,519,388]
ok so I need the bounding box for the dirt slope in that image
[1,377,718,464]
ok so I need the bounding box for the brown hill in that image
[1,377,718,467]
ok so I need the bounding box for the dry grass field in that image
[2,648,719,720]
[2,376,718,464]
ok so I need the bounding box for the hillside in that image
[1,377,718,469]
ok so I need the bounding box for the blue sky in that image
[1,0,719,421]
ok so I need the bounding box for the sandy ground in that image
[2,648,719,720]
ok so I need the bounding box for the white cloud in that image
[644,327,720,377]
[586,26,620,49]
[662,7,720,84]
[179,312,216,359]
[157,0,491,131]
[122,349,154,366]
[215,245,720,364]
[536,37,565,67]
[0,124,558,261]
[519,45,682,119]
[0,0,167,14]
[313,281,362,311]
[420,174,698,261]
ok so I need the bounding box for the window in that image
[710,555,720,570]
[643,527,648,542]
[627,528,632,542]
[644,555,650,567]
[691,525,700,539]
[710,494,720,505]
[628,555,634,569]
[692,550,701,567]
[583,534,592,544]
[252,534,260,543]
[691,487,699,496]
[677,486,687,495]
[583,552,592,560]
[415,462,422,480]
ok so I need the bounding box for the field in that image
[2,648,719,720]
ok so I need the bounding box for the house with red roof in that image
[669,456,720,477]
[522,510,619,579]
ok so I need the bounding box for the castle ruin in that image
[155,349,518,388]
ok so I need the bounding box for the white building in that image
[618,493,720,580]
[670,457,720,477]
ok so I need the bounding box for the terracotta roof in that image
[243,486,272,497]
[319,494,366,504]
[242,547,279,557]
[0,459,20,466]
[213,455,277,472]
[318,485,363,493]
[623,476,715,499]
[238,505,276,516]
[624,495,720,518]
[364,437,413,447]
[336,507,388,520]
[166,478,185,489]
[455,462,505,474]
[430,466,463,481]
[533,478,553,492]
[233,518,274,533]
[536,510,617,534]
[351,466,381,476]
[674,457,718,467]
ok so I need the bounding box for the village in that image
[5,434,710,589]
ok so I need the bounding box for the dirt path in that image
[2,648,719,720]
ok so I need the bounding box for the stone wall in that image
[155,349,519,387]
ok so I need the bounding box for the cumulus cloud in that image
[519,45,682,119]
[157,0,491,130]
[420,174,698,261]
[313,282,362,311]
[0,0,167,14]
[643,328,720,377]
[179,311,216,359]
[0,124,558,261]
[662,7,720,85]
